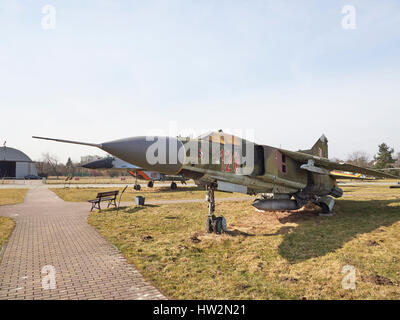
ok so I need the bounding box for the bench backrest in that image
[96,191,119,198]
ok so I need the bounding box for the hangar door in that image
[0,161,16,178]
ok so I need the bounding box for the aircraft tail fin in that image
[299,135,329,158]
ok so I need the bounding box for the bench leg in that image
[107,199,117,208]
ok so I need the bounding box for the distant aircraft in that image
[33,132,396,234]
[81,156,188,190]
[329,171,373,180]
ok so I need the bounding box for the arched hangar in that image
[0,147,38,179]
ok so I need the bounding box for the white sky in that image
[1,0,400,163]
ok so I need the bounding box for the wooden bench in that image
[88,190,119,211]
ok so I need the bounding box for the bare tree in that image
[396,153,400,167]
[347,151,371,167]
[42,153,61,178]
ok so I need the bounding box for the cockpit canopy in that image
[197,130,243,146]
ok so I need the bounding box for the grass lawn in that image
[0,189,28,206]
[0,217,15,248]
[51,186,252,202]
[88,184,400,299]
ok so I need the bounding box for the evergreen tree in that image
[66,157,73,167]
[374,143,395,169]
[66,157,74,176]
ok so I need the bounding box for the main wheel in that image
[214,218,222,234]
[171,182,177,190]
[318,202,330,214]
[134,184,141,191]
[147,181,154,188]
[220,216,227,232]
[215,217,227,234]
[206,217,213,233]
[206,216,227,234]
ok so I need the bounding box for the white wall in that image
[15,162,38,178]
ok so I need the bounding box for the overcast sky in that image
[1,0,399,163]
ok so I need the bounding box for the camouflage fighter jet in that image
[33,132,396,233]
[81,156,188,190]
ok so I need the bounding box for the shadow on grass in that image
[278,199,400,264]
[225,229,255,237]
[100,204,160,214]
[123,204,160,214]
[263,226,295,237]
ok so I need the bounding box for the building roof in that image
[0,147,34,163]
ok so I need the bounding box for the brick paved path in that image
[0,187,165,300]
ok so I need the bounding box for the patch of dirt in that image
[190,234,201,243]
[280,276,299,284]
[224,229,255,237]
[362,274,398,286]
[236,284,250,291]
[142,235,153,241]
[195,230,252,242]
[365,240,380,246]
[294,202,322,214]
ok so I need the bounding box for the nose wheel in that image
[133,172,141,191]
[205,185,227,234]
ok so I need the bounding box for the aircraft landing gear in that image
[147,181,154,188]
[170,182,177,190]
[316,196,335,216]
[133,173,141,191]
[205,186,227,234]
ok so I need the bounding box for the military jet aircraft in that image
[33,132,395,234]
[82,156,188,190]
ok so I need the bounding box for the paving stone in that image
[0,187,166,300]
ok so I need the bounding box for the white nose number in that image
[41,265,57,290]
[341,265,356,290]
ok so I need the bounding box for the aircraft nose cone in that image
[82,157,113,169]
[101,136,185,174]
